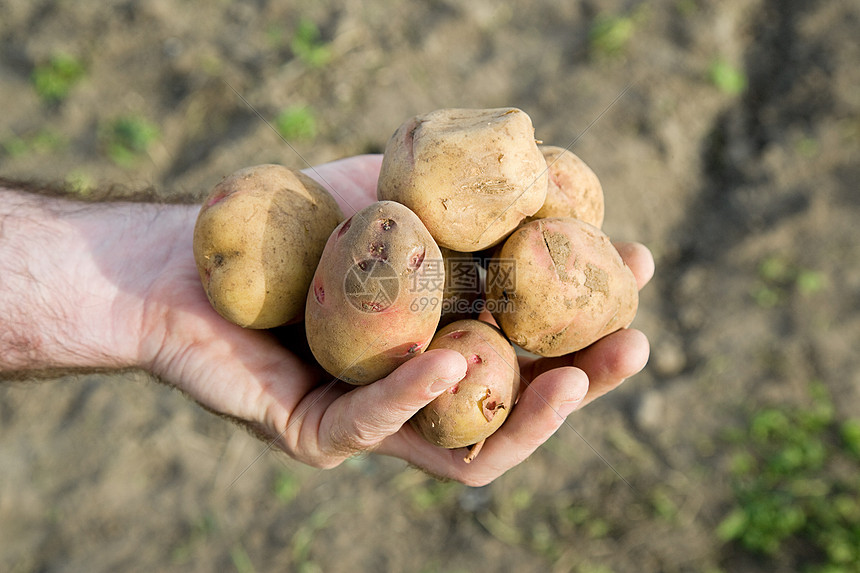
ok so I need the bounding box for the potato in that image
[193,164,343,329]
[305,201,444,385]
[409,319,520,450]
[438,247,481,327]
[485,217,638,357]
[529,145,604,228]
[377,107,548,252]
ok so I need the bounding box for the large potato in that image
[193,164,343,329]
[305,201,444,385]
[485,217,638,357]
[529,145,604,228]
[377,107,548,252]
[409,319,520,450]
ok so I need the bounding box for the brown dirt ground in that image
[1,1,858,572]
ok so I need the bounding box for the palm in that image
[150,154,653,485]
[301,154,384,217]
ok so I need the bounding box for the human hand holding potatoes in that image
[172,148,653,484]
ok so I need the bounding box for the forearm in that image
[0,183,196,379]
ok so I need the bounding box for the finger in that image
[382,366,589,486]
[459,366,589,484]
[318,349,467,461]
[572,328,650,407]
[523,328,649,407]
[301,154,383,215]
[477,308,497,326]
[613,241,655,290]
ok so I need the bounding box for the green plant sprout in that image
[752,254,826,308]
[709,59,747,95]
[230,542,256,573]
[101,115,160,167]
[291,18,332,68]
[32,53,86,103]
[718,382,860,571]
[1,129,66,158]
[276,105,317,141]
[409,479,459,511]
[273,471,300,503]
[589,14,635,58]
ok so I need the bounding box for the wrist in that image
[0,186,197,376]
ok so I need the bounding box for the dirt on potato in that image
[1,1,859,572]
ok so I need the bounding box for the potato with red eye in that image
[305,201,444,385]
[528,145,604,228]
[485,217,638,357]
[193,164,343,329]
[377,107,548,252]
[409,319,520,457]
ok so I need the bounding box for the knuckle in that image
[325,417,383,459]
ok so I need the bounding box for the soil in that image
[1,1,858,572]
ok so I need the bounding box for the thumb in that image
[319,349,467,459]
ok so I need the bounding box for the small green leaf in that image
[750,408,790,442]
[276,105,317,140]
[274,472,300,503]
[231,544,256,573]
[797,269,825,295]
[291,18,332,68]
[841,419,860,458]
[102,115,160,166]
[709,59,747,95]
[717,508,748,541]
[589,15,635,58]
[32,53,86,103]
[758,256,792,283]
[729,451,756,477]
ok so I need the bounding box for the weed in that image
[751,254,826,308]
[170,513,217,564]
[589,14,635,58]
[273,471,300,503]
[675,0,699,16]
[1,129,66,158]
[409,479,459,511]
[32,53,86,103]
[1,134,28,157]
[276,105,317,141]
[291,18,332,68]
[841,419,860,457]
[709,59,747,95]
[562,504,592,528]
[101,115,160,166]
[796,269,825,296]
[718,382,860,571]
[509,486,533,511]
[289,508,330,570]
[796,136,820,158]
[650,487,680,522]
[230,542,256,573]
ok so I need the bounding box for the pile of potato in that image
[193,107,639,461]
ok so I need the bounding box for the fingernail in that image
[558,392,587,417]
[430,376,460,393]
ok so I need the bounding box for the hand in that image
[135,154,653,486]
